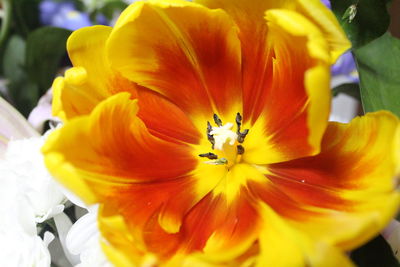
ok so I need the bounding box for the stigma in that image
[199,113,249,167]
[210,122,237,151]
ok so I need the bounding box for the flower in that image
[66,205,113,267]
[331,51,359,87]
[0,156,53,267]
[0,192,54,267]
[0,96,68,265]
[321,0,331,9]
[43,0,400,266]
[39,0,92,31]
[28,89,61,133]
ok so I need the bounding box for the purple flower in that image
[331,51,359,83]
[321,0,331,9]
[39,0,92,31]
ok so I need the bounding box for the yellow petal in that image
[108,0,242,121]
[256,203,355,267]
[295,0,351,62]
[53,25,137,120]
[265,111,400,250]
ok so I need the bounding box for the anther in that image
[207,121,215,149]
[237,145,245,155]
[199,152,218,160]
[237,129,249,143]
[206,158,228,165]
[235,112,242,131]
[213,114,223,127]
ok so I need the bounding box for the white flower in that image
[66,205,113,267]
[3,133,66,223]
[0,164,54,266]
[0,95,66,266]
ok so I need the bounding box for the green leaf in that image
[331,0,391,48]
[350,235,400,267]
[25,27,71,96]
[11,0,41,36]
[7,80,40,117]
[332,83,361,100]
[2,35,39,116]
[3,35,26,83]
[354,32,400,116]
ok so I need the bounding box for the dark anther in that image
[199,152,218,159]
[237,129,249,143]
[237,145,245,155]
[207,121,212,134]
[213,114,223,127]
[235,112,242,131]
[236,112,249,143]
[207,121,215,149]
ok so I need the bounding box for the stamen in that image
[200,113,249,166]
[235,112,242,131]
[205,158,228,165]
[213,114,223,127]
[237,129,249,143]
[235,112,249,143]
[199,152,218,160]
[207,121,215,149]
[237,145,245,155]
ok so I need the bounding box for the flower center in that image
[199,113,249,168]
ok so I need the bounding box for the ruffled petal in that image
[196,0,349,162]
[107,0,242,121]
[136,88,201,145]
[242,10,332,164]
[54,20,207,145]
[294,0,350,62]
[255,203,355,267]
[174,191,259,260]
[43,92,197,204]
[196,0,278,122]
[98,210,151,267]
[253,111,400,250]
[53,25,137,120]
[197,0,349,64]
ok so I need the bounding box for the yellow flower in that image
[43,0,400,266]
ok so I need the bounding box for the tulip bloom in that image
[43,0,400,266]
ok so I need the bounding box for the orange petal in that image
[107,1,242,120]
[136,88,201,145]
[53,25,137,120]
[43,92,197,204]
[196,0,278,122]
[254,111,400,250]
[176,190,259,261]
[200,191,260,262]
[242,10,332,164]
[108,177,200,257]
[196,0,348,163]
